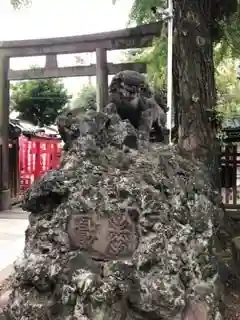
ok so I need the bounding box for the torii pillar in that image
[0,54,11,210]
[96,48,108,111]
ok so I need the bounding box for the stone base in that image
[4,112,222,319]
[0,189,11,211]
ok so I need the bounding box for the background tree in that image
[11,78,70,126]
[117,0,238,168]
[71,85,97,115]
[10,0,31,9]
[216,58,240,119]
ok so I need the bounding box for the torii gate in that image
[0,22,161,210]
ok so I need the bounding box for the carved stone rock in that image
[67,213,139,260]
[4,111,226,319]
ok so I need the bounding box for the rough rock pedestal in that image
[4,111,223,319]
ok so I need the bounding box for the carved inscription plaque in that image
[67,213,138,260]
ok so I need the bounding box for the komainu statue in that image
[56,112,81,151]
[106,70,168,142]
[2,71,233,319]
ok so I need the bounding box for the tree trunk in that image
[173,0,220,185]
[173,2,240,317]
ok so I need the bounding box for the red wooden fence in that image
[19,135,62,191]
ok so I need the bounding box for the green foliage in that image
[221,10,240,57]
[124,39,167,89]
[216,59,240,119]
[10,0,31,9]
[123,0,240,100]
[143,40,167,88]
[121,0,168,88]
[213,9,240,64]
[128,0,165,24]
[11,78,70,126]
[72,85,97,114]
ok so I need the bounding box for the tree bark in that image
[173,0,220,184]
[173,2,240,317]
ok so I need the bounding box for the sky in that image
[1,0,133,97]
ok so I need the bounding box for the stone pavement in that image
[0,208,29,281]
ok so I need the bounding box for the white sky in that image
[1,0,133,96]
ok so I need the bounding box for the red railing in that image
[19,135,62,191]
